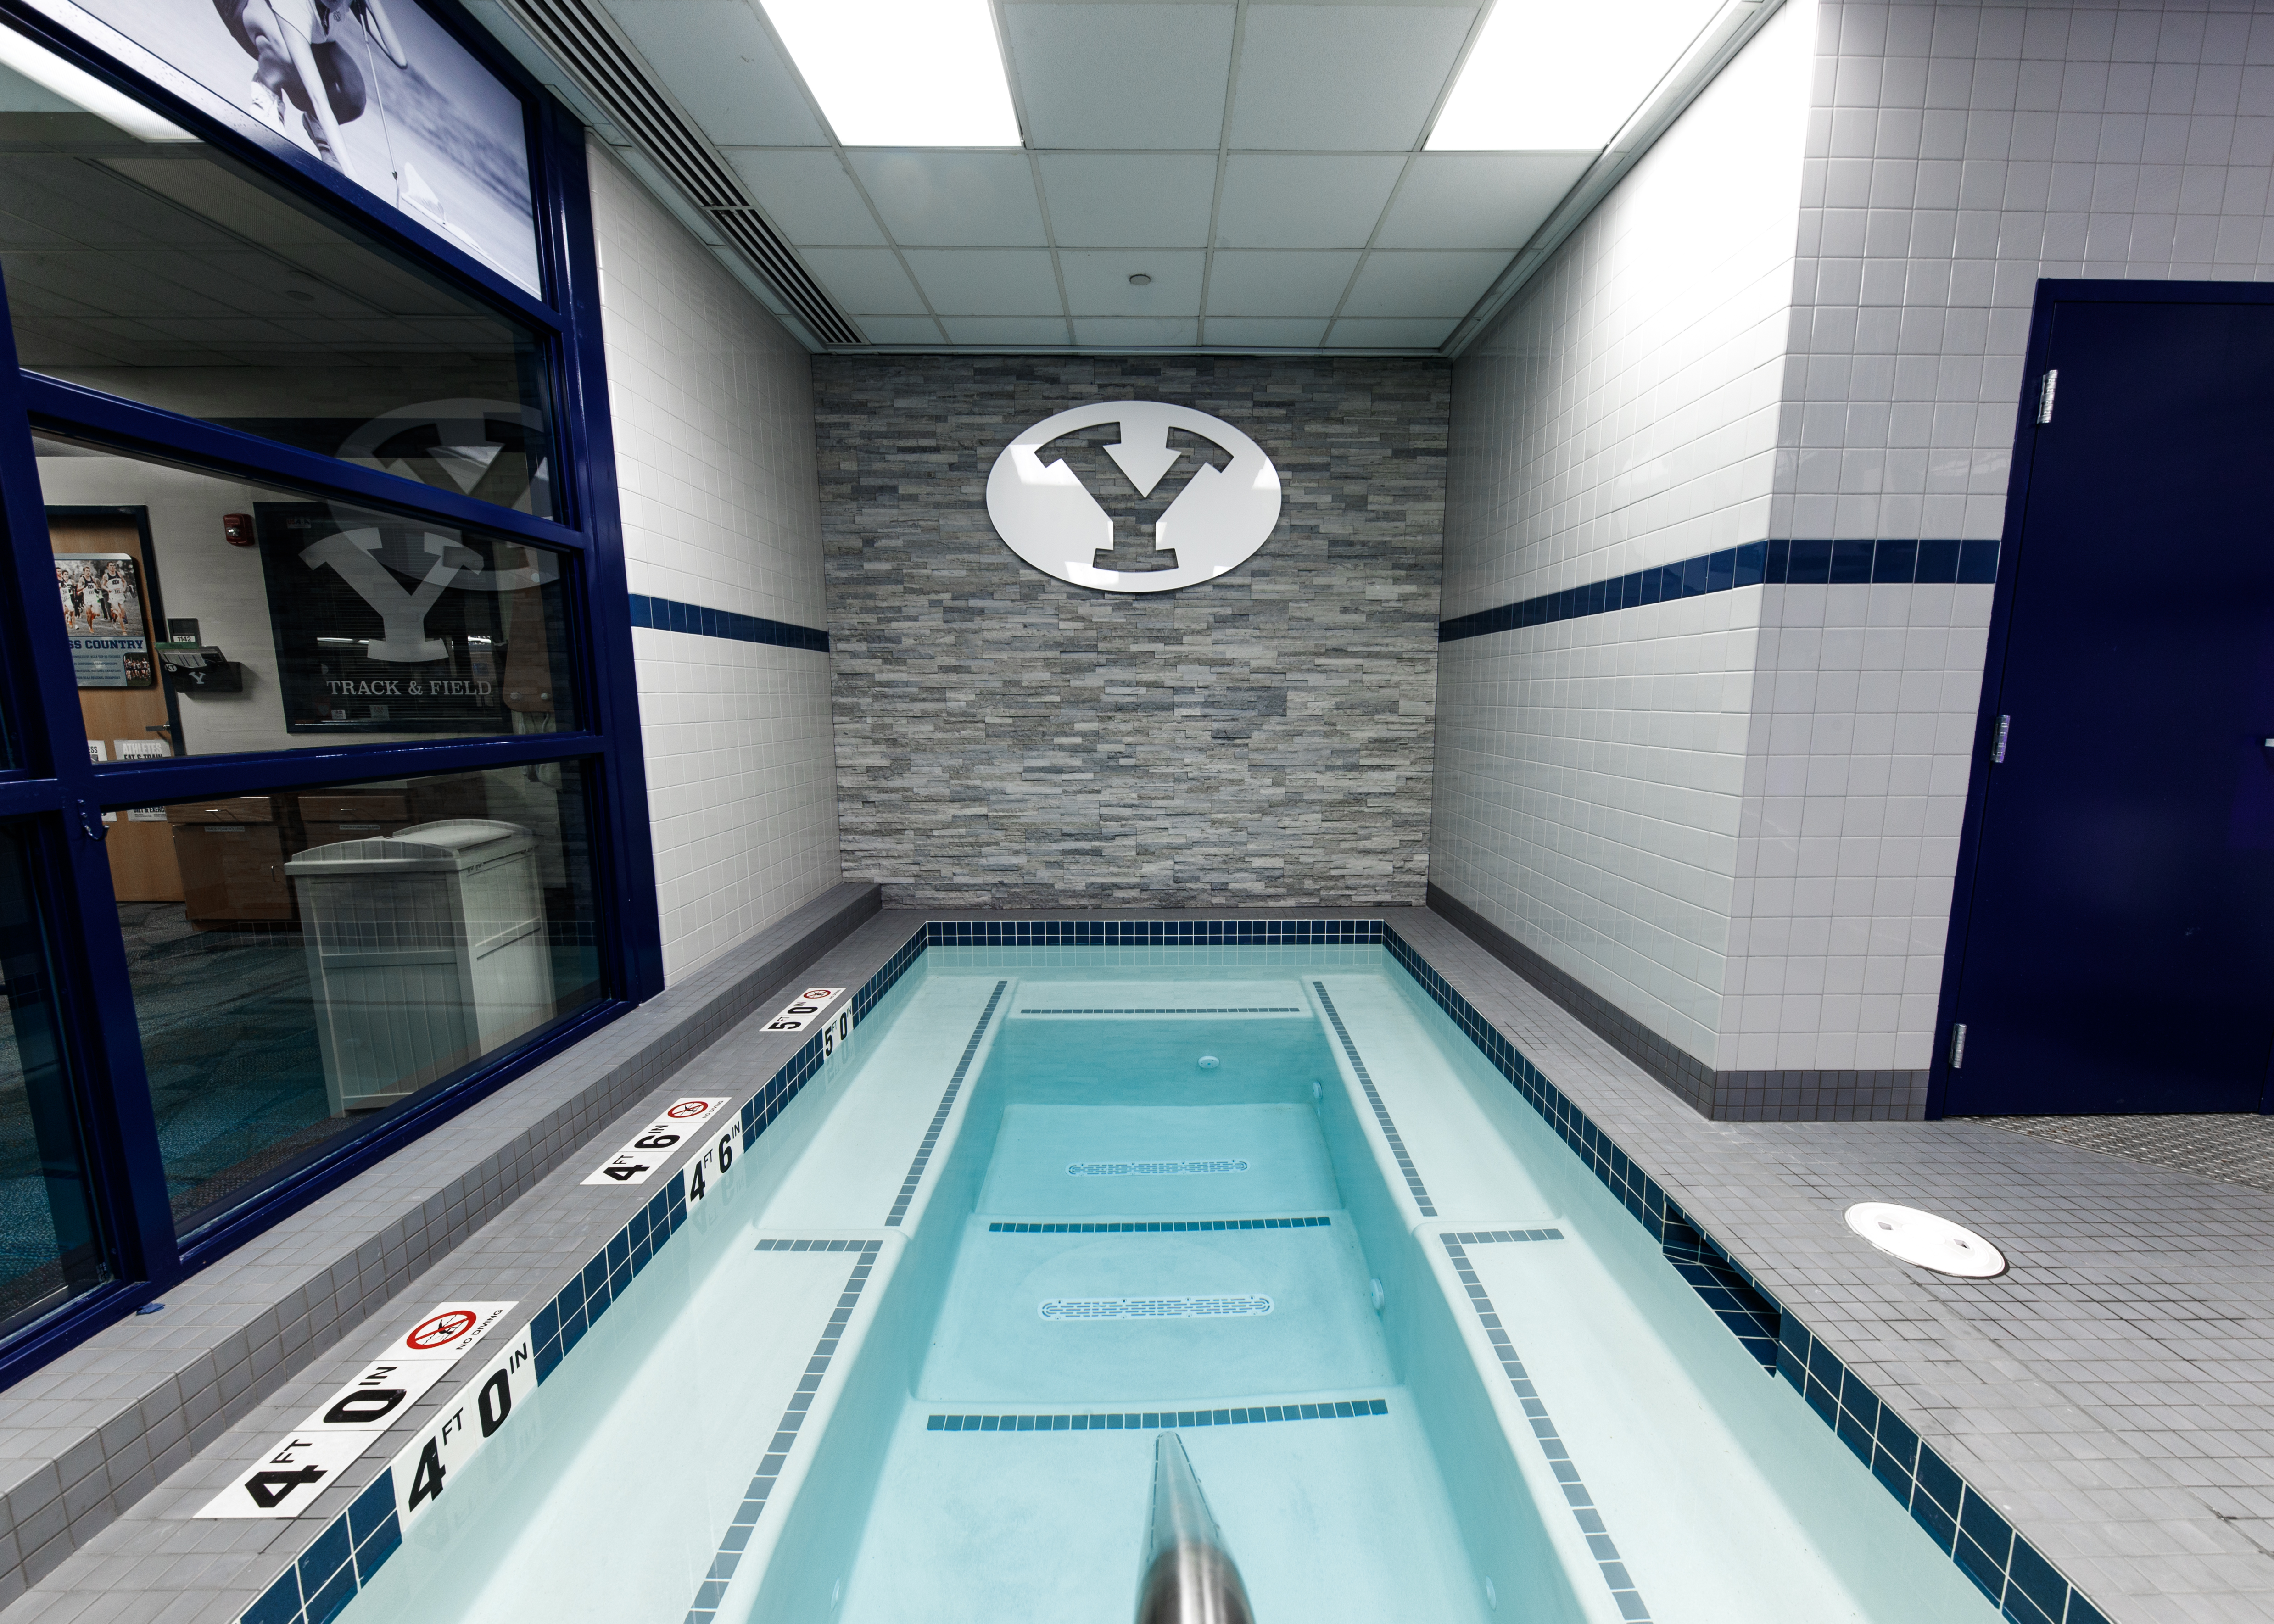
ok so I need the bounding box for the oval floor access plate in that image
[1844,1202,2008,1278]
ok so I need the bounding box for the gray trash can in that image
[285,819,556,1116]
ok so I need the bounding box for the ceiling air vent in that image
[500,0,862,347]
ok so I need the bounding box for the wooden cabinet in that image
[168,798,293,928]
[297,792,411,852]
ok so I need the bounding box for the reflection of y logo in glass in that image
[299,529,475,661]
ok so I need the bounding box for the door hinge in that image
[1993,715,2010,763]
[1949,1022,1967,1069]
[2035,368,2058,424]
[74,801,108,843]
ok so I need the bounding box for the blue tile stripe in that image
[1018,1005,1305,1014]
[927,1399,1388,1432]
[988,1217,1330,1233]
[628,593,829,653]
[685,1240,885,1624]
[1312,980,1436,1217]
[1444,1234,1654,1624]
[237,914,2101,1624]
[1437,538,2002,643]
[1376,924,2106,1624]
[1444,1227,1564,1244]
[883,979,1008,1226]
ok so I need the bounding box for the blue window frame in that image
[0,0,659,1385]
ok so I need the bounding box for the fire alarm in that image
[222,513,254,547]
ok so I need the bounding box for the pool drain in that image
[1040,1295,1272,1320]
[1843,1202,2007,1278]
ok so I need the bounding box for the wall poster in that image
[252,503,565,736]
[58,0,542,294]
[56,553,152,688]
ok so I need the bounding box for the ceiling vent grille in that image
[500,0,862,346]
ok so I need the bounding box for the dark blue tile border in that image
[884,980,1008,1226]
[628,594,830,653]
[239,915,2100,1624]
[1437,539,2001,643]
[927,1399,1388,1432]
[988,1217,1330,1233]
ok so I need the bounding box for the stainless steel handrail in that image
[1135,1432,1255,1624]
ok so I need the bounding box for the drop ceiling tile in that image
[799,248,928,315]
[849,152,1046,247]
[1202,317,1331,347]
[723,150,884,246]
[1072,317,1201,346]
[855,316,948,344]
[1324,317,1457,347]
[1059,250,1204,316]
[904,249,1062,316]
[1037,155,1217,248]
[604,1,827,145]
[940,317,1074,345]
[1226,6,1479,151]
[1374,153,1591,249]
[1203,250,1360,317]
[1007,4,1235,149]
[1213,155,1404,249]
[1341,250,1508,317]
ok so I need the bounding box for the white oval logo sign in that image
[984,400,1281,594]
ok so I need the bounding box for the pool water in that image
[346,951,2001,1624]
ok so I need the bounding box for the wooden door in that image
[49,513,182,904]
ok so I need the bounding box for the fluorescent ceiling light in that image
[0,24,190,142]
[759,0,1021,147]
[1428,0,1726,151]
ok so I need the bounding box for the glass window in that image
[0,825,108,1332]
[112,760,605,1236]
[34,434,578,794]
[0,83,554,514]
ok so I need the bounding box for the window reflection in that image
[118,761,604,1235]
[0,826,107,1332]
[0,78,553,513]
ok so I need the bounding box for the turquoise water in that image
[346,953,2001,1624]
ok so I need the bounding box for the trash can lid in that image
[285,818,534,873]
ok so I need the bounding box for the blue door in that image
[1946,295,2274,1115]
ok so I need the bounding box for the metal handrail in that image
[1135,1432,1255,1624]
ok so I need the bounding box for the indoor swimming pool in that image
[340,948,2002,1624]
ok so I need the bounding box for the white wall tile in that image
[589,139,840,982]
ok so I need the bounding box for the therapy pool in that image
[335,946,2003,1624]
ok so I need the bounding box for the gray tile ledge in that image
[0,881,879,1608]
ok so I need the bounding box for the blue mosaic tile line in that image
[1311,980,1436,1218]
[684,1240,884,1624]
[925,919,1381,947]
[627,594,830,652]
[1017,1006,1305,1014]
[1443,1228,1564,1244]
[883,979,1008,1227]
[1375,924,2106,1624]
[927,1399,1388,1433]
[1437,538,2002,643]
[988,1217,1331,1233]
[1442,1234,1654,1623]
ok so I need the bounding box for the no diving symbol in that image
[665,1100,712,1120]
[407,1308,476,1351]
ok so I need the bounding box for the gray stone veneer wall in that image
[813,355,1448,909]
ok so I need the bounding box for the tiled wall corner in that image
[1430,0,1815,1086]
[587,136,841,982]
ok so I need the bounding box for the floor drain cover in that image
[1844,1203,2007,1278]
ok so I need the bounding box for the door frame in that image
[1926,278,2274,1118]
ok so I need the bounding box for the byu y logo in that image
[984,401,1281,593]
